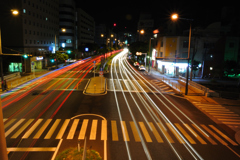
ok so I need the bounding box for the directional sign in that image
[100,67,103,71]
[93,61,96,63]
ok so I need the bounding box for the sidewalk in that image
[148,68,240,144]
[0,64,66,94]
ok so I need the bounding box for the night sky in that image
[77,1,232,32]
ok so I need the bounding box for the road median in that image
[83,77,107,96]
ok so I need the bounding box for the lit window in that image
[23,9,26,13]
[66,39,72,43]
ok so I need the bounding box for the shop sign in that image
[36,56,43,60]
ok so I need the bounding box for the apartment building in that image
[0,0,59,72]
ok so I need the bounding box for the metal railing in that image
[179,76,208,95]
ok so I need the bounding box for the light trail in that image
[116,50,204,159]
[116,51,152,160]
[110,50,132,160]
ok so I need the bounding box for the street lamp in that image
[0,9,20,160]
[171,13,193,95]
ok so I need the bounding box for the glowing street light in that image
[61,28,66,32]
[171,14,178,20]
[11,9,19,15]
[140,29,144,34]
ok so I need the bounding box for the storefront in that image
[8,63,22,72]
[31,56,44,70]
[157,60,188,77]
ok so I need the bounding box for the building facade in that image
[77,8,95,46]
[0,0,60,72]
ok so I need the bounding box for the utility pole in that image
[0,27,8,160]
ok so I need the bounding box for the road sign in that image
[100,67,103,71]
[93,61,96,63]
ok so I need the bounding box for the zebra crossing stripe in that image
[192,124,217,145]
[183,124,207,145]
[149,122,163,143]
[56,119,70,139]
[5,119,25,137]
[90,119,98,140]
[209,125,238,146]
[201,125,228,145]
[79,119,89,140]
[11,119,34,139]
[23,119,43,139]
[4,119,16,129]
[139,122,152,142]
[157,122,174,143]
[111,121,118,141]
[130,121,141,142]
[34,119,52,139]
[121,121,130,141]
[45,119,61,139]
[166,123,184,144]
[174,123,196,144]
[67,119,79,139]
[101,120,107,141]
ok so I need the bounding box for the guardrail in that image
[179,76,208,95]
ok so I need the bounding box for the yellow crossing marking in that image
[175,123,196,144]
[101,120,107,140]
[167,123,184,144]
[90,119,98,140]
[111,121,118,141]
[45,119,61,139]
[149,122,163,143]
[79,119,89,140]
[34,119,52,139]
[121,121,130,141]
[23,119,43,139]
[192,124,217,145]
[4,119,16,129]
[183,124,207,144]
[67,119,79,139]
[130,121,141,142]
[201,125,228,145]
[11,119,34,139]
[5,119,25,137]
[209,125,238,146]
[56,119,70,139]
[139,122,152,142]
[157,122,174,143]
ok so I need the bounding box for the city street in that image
[2,50,240,160]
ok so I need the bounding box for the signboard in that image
[100,68,103,71]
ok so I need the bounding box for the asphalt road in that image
[2,50,240,160]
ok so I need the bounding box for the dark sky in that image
[77,1,232,32]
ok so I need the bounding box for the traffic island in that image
[83,77,107,96]
[55,147,102,160]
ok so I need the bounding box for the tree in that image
[224,60,237,77]
[128,41,148,56]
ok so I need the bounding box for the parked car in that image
[138,65,145,71]
[133,62,139,66]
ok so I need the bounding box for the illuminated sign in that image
[36,56,43,60]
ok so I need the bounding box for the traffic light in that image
[113,23,116,27]
[50,59,55,63]
[67,50,71,54]
[23,54,28,58]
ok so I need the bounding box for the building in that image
[95,24,107,46]
[77,8,95,46]
[0,0,60,73]
[137,13,154,42]
[59,0,77,51]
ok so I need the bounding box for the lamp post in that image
[0,9,19,160]
[171,13,193,95]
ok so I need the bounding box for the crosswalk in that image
[3,118,239,146]
[192,102,240,131]
[151,79,175,94]
[107,79,149,92]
